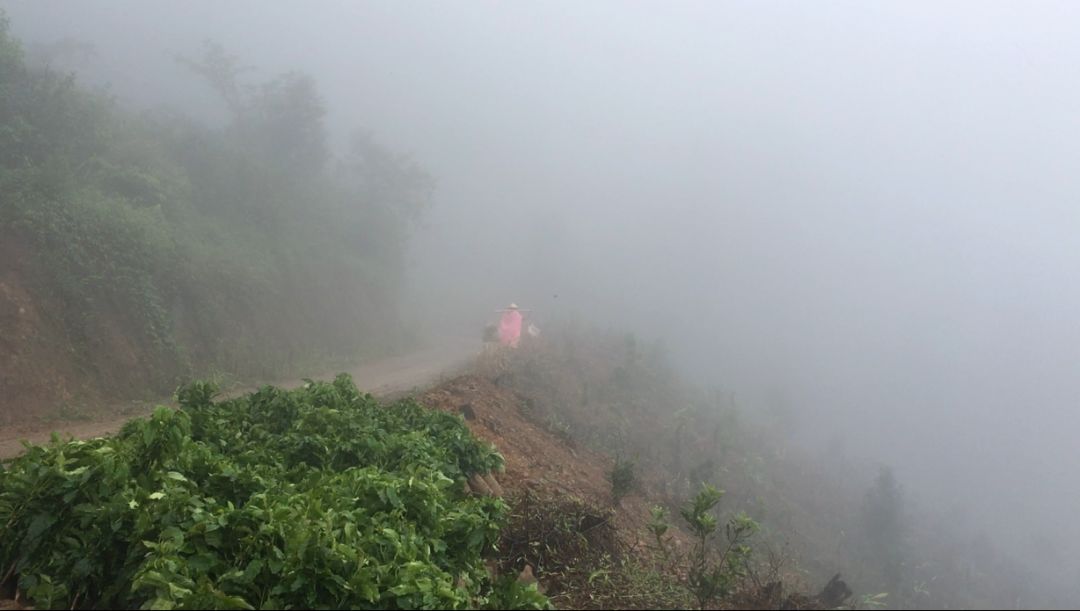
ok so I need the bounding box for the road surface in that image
[0,338,479,460]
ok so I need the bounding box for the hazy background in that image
[6,0,1080,600]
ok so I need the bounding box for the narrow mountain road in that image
[0,338,480,459]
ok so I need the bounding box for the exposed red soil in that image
[0,235,86,427]
[419,374,693,555]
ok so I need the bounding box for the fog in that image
[6,0,1080,604]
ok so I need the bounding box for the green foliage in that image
[680,484,759,608]
[10,186,181,366]
[647,505,672,561]
[681,484,724,540]
[0,374,543,609]
[607,457,636,504]
[484,575,553,610]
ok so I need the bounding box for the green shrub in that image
[680,484,759,608]
[647,505,672,561]
[0,374,544,610]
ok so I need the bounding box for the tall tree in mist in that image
[246,72,326,176]
[861,465,907,596]
[343,130,434,224]
[179,41,328,179]
[175,40,248,117]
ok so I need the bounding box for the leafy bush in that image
[680,484,759,608]
[0,374,541,609]
[646,505,672,562]
[485,575,552,611]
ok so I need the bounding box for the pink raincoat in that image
[498,309,523,347]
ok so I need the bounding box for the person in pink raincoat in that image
[497,303,524,348]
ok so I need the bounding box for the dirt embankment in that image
[0,233,178,431]
[418,372,845,610]
[2,224,480,438]
[420,375,706,609]
[420,374,683,548]
[0,236,85,428]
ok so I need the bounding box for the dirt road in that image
[0,338,480,460]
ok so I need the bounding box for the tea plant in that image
[0,374,543,610]
[646,505,673,562]
[680,484,760,608]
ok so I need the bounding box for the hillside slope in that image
[419,370,836,609]
[440,328,1064,610]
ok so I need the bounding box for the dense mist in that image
[6,1,1080,606]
